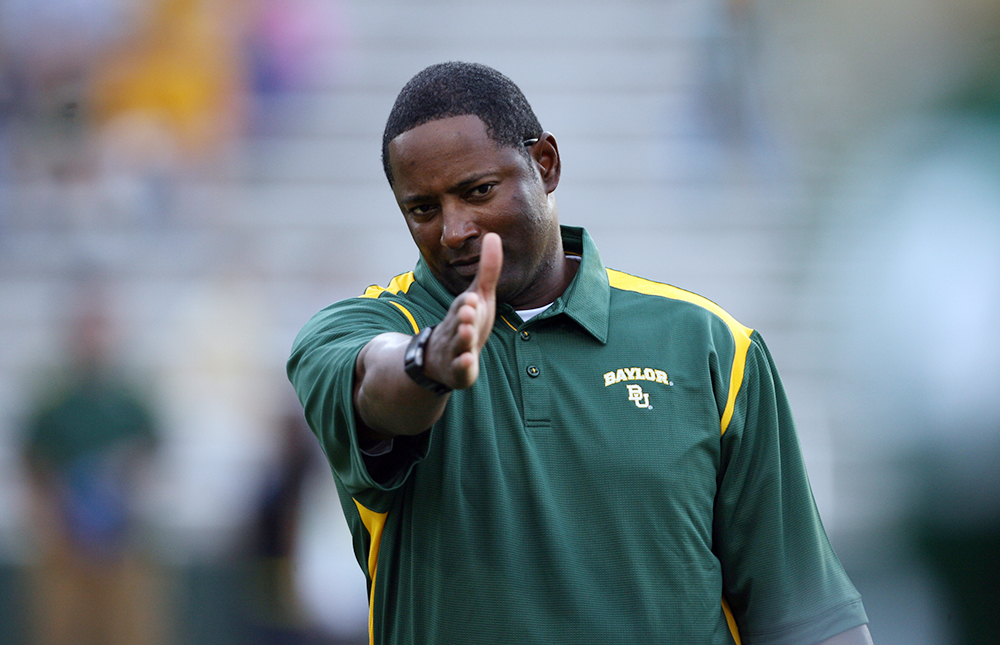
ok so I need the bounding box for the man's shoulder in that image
[357,271,420,300]
[294,269,443,347]
[606,268,753,341]
[318,270,426,316]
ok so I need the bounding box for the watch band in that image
[403,325,453,395]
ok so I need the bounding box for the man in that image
[22,289,164,645]
[288,62,872,645]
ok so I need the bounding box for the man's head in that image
[382,62,543,186]
[384,63,569,309]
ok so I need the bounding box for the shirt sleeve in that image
[714,331,868,645]
[287,296,431,496]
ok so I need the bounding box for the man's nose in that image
[440,203,479,249]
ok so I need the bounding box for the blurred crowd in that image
[0,0,366,643]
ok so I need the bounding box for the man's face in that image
[387,115,562,308]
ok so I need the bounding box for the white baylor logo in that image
[626,384,651,409]
[603,366,672,410]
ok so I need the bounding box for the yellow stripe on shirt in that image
[360,272,420,333]
[722,596,742,644]
[361,271,416,298]
[606,269,753,436]
[354,498,389,645]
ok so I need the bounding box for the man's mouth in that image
[448,256,480,277]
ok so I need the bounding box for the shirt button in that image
[519,330,530,341]
[526,365,540,378]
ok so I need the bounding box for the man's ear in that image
[532,132,561,194]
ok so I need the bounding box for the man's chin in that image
[434,269,519,305]
[436,271,474,297]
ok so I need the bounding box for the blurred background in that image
[0,0,997,643]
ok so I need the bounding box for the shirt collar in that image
[539,226,610,343]
[413,225,611,344]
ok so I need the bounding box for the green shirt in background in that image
[24,369,157,557]
[288,226,868,645]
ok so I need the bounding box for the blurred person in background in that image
[20,282,165,645]
[0,0,247,231]
[240,405,339,645]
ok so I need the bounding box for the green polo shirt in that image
[288,226,867,645]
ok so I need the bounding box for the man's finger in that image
[471,232,503,300]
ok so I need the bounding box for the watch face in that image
[413,333,426,368]
[404,327,429,374]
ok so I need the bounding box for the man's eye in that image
[409,204,437,218]
[468,184,494,199]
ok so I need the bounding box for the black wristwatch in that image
[403,325,452,395]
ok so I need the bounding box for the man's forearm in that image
[354,331,451,440]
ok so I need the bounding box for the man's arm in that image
[815,625,874,645]
[353,233,502,441]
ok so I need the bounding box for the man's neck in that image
[509,253,580,309]
[509,250,581,309]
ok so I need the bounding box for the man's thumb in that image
[472,232,503,299]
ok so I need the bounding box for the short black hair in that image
[382,62,543,185]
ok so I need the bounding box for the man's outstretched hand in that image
[424,232,502,389]
[354,233,503,439]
